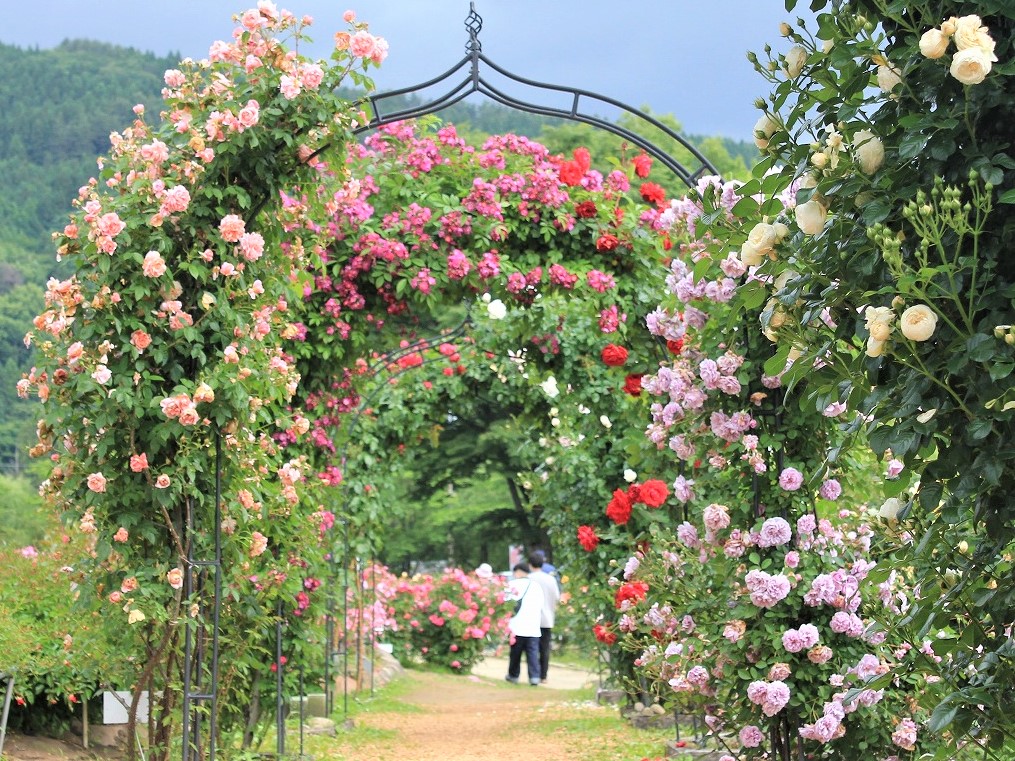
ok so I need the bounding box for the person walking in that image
[505,562,544,686]
[528,550,561,683]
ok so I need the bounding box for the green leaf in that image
[998,188,1015,205]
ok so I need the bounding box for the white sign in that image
[102,691,149,725]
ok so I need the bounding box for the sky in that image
[0,0,807,139]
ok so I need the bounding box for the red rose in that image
[666,338,684,355]
[626,483,641,504]
[595,233,619,252]
[632,152,653,178]
[662,234,673,251]
[577,525,600,552]
[614,580,649,608]
[601,344,629,367]
[575,200,598,218]
[623,374,643,396]
[559,161,583,186]
[637,479,670,508]
[640,182,666,205]
[573,147,591,173]
[605,488,632,525]
[593,623,617,645]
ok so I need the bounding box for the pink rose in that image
[155,474,171,489]
[280,75,301,100]
[113,527,129,543]
[130,453,148,472]
[86,472,107,493]
[739,725,764,748]
[349,30,376,58]
[299,63,324,90]
[778,467,804,491]
[178,404,200,426]
[238,231,265,261]
[757,517,792,548]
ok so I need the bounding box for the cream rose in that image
[853,129,885,175]
[795,199,828,235]
[866,335,887,357]
[950,48,992,85]
[784,45,807,78]
[878,497,903,520]
[953,15,986,52]
[877,63,903,95]
[753,112,781,150]
[900,304,938,341]
[865,305,895,341]
[747,222,779,255]
[919,28,949,59]
[487,299,507,319]
[740,242,765,267]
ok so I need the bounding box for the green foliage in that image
[0,474,46,547]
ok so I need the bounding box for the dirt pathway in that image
[327,660,619,761]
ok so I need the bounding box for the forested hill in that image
[0,37,757,475]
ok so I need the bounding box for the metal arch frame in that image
[351,2,718,189]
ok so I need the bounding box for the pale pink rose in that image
[237,99,260,130]
[130,453,149,472]
[819,479,842,500]
[219,261,236,277]
[219,214,246,243]
[778,467,804,491]
[160,185,191,214]
[299,63,324,90]
[224,345,240,363]
[91,364,111,385]
[280,75,301,100]
[142,251,167,277]
[886,458,904,478]
[349,30,377,58]
[784,550,800,568]
[86,472,107,493]
[113,527,129,543]
[160,395,185,418]
[342,9,355,22]
[167,568,184,590]
[757,517,792,548]
[155,474,171,489]
[140,140,169,164]
[164,69,186,87]
[238,231,265,261]
[739,726,764,748]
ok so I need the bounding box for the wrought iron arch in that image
[352,3,718,188]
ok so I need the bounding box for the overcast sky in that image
[1,1,807,139]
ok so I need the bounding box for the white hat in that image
[475,563,493,579]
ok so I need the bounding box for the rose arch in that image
[15,5,725,758]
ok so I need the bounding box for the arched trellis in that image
[183,4,723,759]
[352,3,718,187]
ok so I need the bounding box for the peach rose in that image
[219,214,246,243]
[142,251,167,278]
[131,329,152,351]
[193,383,215,404]
[178,404,200,426]
[167,568,184,590]
[130,453,149,472]
[155,474,171,489]
[113,527,129,543]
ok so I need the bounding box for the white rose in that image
[795,199,828,235]
[853,129,885,175]
[900,304,938,341]
[487,299,507,319]
[950,47,992,85]
[540,376,559,398]
[784,45,807,78]
[773,222,790,241]
[753,112,781,150]
[600,415,612,429]
[876,63,903,95]
[919,28,949,59]
[624,468,638,483]
[878,497,904,520]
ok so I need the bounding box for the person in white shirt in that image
[505,562,545,686]
[528,550,561,683]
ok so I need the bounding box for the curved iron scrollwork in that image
[353,3,718,188]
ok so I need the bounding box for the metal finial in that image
[465,2,482,54]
